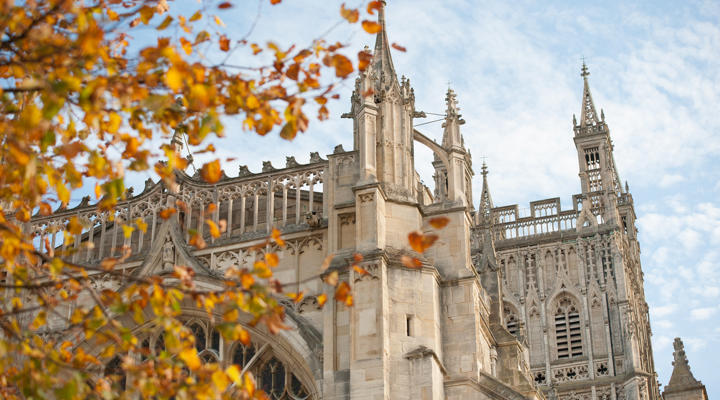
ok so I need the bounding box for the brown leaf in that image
[331,54,353,78]
[200,160,222,183]
[218,2,233,8]
[391,42,407,52]
[428,216,449,229]
[361,20,382,34]
[408,231,438,253]
[358,50,372,71]
[401,255,422,269]
[361,88,374,98]
[340,4,359,23]
[219,35,230,51]
[353,253,363,263]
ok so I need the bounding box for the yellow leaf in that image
[189,10,202,22]
[136,218,148,233]
[180,37,193,55]
[122,225,134,239]
[212,369,229,391]
[99,344,116,359]
[206,219,221,238]
[243,372,256,396]
[226,365,242,384]
[271,228,285,247]
[165,67,183,92]
[57,182,70,205]
[214,15,225,27]
[316,293,327,307]
[95,183,102,199]
[179,347,201,370]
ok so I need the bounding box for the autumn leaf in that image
[335,281,352,306]
[401,255,422,269]
[391,43,407,52]
[219,35,230,51]
[316,293,328,307]
[218,2,233,9]
[362,20,382,34]
[408,231,438,253]
[428,216,449,229]
[206,219,221,238]
[340,4,359,23]
[200,159,222,183]
[265,252,279,267]
[353,265,369,276]
[271,228,285,247]
[320,254,334,271]
[159,207,177,219]
[367,1,383,14]
[189,232,207,249]
[179,347,201,370]
[324,270,339,286]
[358,50,372,71]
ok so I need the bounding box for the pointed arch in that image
[549,293,584,360]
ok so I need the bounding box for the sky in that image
[123,0,720,393]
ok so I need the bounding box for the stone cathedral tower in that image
[478,64,661,400]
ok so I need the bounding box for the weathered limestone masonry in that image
[25,3,695,400]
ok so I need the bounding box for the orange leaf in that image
[401,255,422,269]
[340,4,359,23]
[287,292,304,303]
[335,281,352,305]
[94,183,102,199]
[324,270,339,287]
[200,160,222,183]
[271,228,285,247]
[331,54,353,78]
[428,216,449,229]
[353,253,363,263]
[269,0,281,4]
[408,231,438,253]
[159,208,177,219]
[362,20,382,34]
[391,43,407,52]
[39,202,52,216]
[189,233,207,249]
[219,35,230,51]
[367,1,383,15]
[353,265,369,275]
[265,252,279,267]
[206,219,221,238]
[316,293,328,307]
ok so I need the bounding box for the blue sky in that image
[122,0,719,393]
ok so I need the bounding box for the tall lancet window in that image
[554,296,583,359]
[584,147,602,192]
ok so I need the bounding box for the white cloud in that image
[658,174,685,187]
[690,307,717,320]
[652,305,677,318]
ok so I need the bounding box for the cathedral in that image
[26,4,709,400]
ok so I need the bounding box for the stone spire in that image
[370,1,399,90]
[441,87,465,149]
[576,61,600,133]
[663,338,707,400]
[478,162,494,225]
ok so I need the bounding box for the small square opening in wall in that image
[406,314,414,337]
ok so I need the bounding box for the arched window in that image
[232,343,256,368]
[104,355,126,390]
[554,296,583,359]
[259,357,309,400]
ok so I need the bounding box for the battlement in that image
[489,196,580,241]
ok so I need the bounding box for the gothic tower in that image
[484,64,661,400]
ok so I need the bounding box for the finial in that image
[573,113,577,126]
[625,181,629,192]
[601,108,605,121]
[581,56,589,78]
[481,161,488,177]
